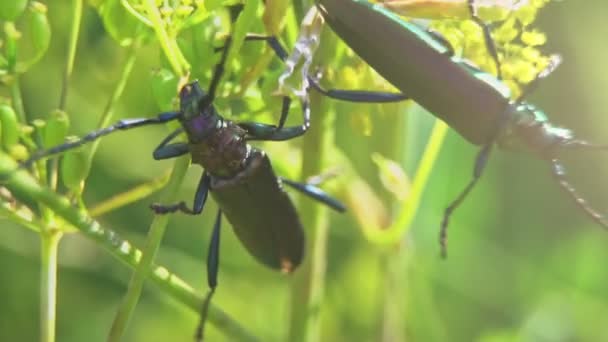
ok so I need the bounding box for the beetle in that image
[14,34,346,339]
[305,0,607,256]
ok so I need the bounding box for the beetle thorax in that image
[182,108,221,143]
[189,120,251,178]
[498,103,573,157]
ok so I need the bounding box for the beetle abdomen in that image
[210,150,305,273]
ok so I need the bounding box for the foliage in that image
[1,1,607,342]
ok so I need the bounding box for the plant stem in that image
[40,230,62,342]
[89,170,170,217]
[107,157,189,342]
[143,0,188,77]
[288,82,335,342]
[0,153,258,341]
[9,77,26,123]
[362,119,448,244]
[58,0,82,111]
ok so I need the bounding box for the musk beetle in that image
[304,0,607,256]
[13,34,346,339]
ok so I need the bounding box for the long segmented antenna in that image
[560,139,608,150]
[550,158,608,229]
[12,112,181,172]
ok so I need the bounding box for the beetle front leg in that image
[439,143,493,258]
[308,76,410,103]
[150,173,211,215]
[238,96,310,141]
[468,0,502,79]
[152,128,189,160]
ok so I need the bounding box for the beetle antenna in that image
[549,158,608,229]
[16,112,181,171]
[560,139,608,150]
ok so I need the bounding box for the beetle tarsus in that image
[150,173,210,215]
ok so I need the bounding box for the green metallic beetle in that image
[305,0,607,256]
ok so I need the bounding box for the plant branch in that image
[0,153,258,341]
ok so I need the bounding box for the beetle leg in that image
[425,28,456,57]
[440,143,493,258]
[195,209,222,342]
[280,177,346,213]
[18,112,181,171]
[467,0,502,79]
[308,76,410,103]
[238,96,311,141]
[549,158,608,229]
[152,128,189,160]
[150,172,211,215]
[215,34,289,61]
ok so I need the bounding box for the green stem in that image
[9,77,26,123]
[82,44,138,192]
[107,157,189,342]
[143,0,188,77]
[0,153,257,341]
[58,0,83,111]
[362,119,448,244]
[288,83,335,341]
[40,230,62,342]
[89,170,170,217]
[4,22,25,122]
[106,11,189,338]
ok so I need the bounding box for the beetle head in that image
[178,80,220,142]
[179,81,208,120]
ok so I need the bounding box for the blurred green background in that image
[1,1,608,341]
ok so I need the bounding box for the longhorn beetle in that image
[303,0,607,256]
[13,34,346,339]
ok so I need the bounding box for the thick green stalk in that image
[288,90,334,342]
[0,153,258,341]
[40,230,62,342]
[288,25,337,338]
